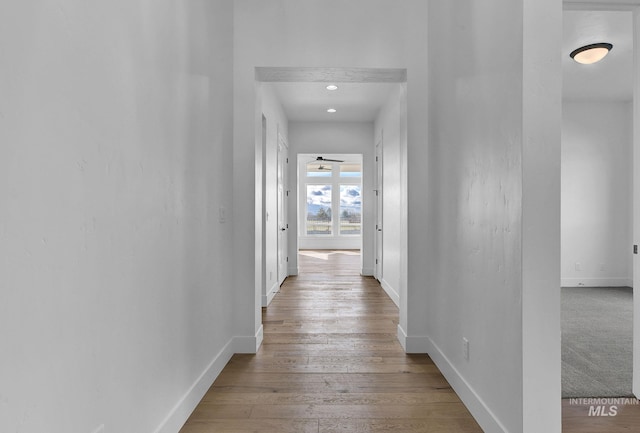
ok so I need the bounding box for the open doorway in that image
[561,4,637,402]
[255,68,408,358]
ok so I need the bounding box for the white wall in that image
[288,122,374,273]
[374,88,405,305]
[562,101,633,287]
[427,1,561,432]
[0,1,236,432]
[259,85,288,305]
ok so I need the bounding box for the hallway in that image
[179,250,482,432]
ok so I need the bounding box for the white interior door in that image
[277,134,289,285]
[375,138,383,281]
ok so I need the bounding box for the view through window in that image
[305,161,361,236]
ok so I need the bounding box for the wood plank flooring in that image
[180,250,482,433]
[562,398,640,432]
[179,249,640,432]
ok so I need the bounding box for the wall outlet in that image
[269,271,273,281]
[218,206,227,223]
[462,337,469,361]
[575,262,582,271]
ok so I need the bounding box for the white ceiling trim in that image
[256,67,407,83]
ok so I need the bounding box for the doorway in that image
[561,1,638,401]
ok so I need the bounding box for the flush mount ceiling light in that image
[326,84,338,90]
[570,43,613,65]
[327,108,337,113]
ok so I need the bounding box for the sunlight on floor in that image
[298,249,360,260]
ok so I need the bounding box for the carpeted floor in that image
[562,286,633,398]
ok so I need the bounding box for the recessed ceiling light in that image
[326,84,338,91]
[570,43,613,65]
[327,108,337,113]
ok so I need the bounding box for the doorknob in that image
[281,228,286,231]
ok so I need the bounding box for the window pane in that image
[307,162,332,177]
[306,185,332,235]
[340,163,361,178]
[339,185,361,235]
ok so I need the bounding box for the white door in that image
[277,134,289,285]
[375,138,383,281]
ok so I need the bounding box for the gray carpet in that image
[562,286,633,398]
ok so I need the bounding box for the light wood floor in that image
[179,249,640,432]
[562,398,640,432]
[179,250,482,432]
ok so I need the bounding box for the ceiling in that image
[266,82,400,123]
[563,10,633,101]
[267,11,633,116]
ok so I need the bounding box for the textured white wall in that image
[0,1,235,432]
[562,101,633,287]
[427,1,561,432]
[288,122,374,272]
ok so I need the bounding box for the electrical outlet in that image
[218,206,227,223]
[269,271,273,281]
[463,337,469,361]
[575,262,582,271]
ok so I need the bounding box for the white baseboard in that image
[425,336,507,433]
[287,266,299,276]
[234,325,264,354]
[561,277,633,287]
[381,278,400,307]
[262,282,279,307]
[396,324,429,353]
[361,267,374,276]
[153,338,235,433]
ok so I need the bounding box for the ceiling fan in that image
[316,164,331,171]
[315,156,344,163]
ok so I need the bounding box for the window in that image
[301,157,362,239]
[339,185,361,235]
[306,185,332,235]
[306,162,333,177]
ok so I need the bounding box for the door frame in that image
[563,0,640,398]
[374,136,384,282]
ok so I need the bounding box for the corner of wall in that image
[234,325,264,354]
[396,324,428,354]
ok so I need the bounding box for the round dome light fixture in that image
[326,84,338,91]
[327,108,337,113]
[570,43,613,65]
